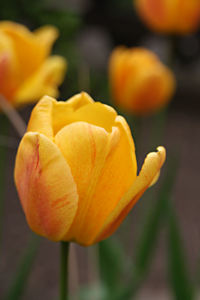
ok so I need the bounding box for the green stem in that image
[0,115,9,249]
[60,242,70,300]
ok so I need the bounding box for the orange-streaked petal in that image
[68,116,137,246]
[14,132,78,241]
[14,55,67,105]
[94,146,166,244]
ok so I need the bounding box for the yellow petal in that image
[69,101,117,132]
[53,99,118,134]
[94,146,166,244]
[27,95,55,139]
[27,92,96,138]
[54,121,113,242]
[14,132,78,241]
[14,56,67,105]
[27,93,116,138]
[66,92,94,109]
[67,116,137,246]
[0,21,53,79]
[52,92,95,134]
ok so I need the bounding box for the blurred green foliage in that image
[3,235,40,300]
[168,208,194,300]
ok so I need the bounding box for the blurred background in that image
[0,0,200,299]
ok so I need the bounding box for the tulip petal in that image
[125,66,175,114]
[70,101,117,132]
[27,93,117,138]
[55,121,118,242]
[66,92,94,108]
[110,47,175,115]
[54,100,117,133]
[14,132,78,241]
[94,146,166,244]
[52,92,95,134]
[34,25,59,51]
[27,93,95,138]
[68,116,137,245]
[27,95,55,139]
[14,56,67,105]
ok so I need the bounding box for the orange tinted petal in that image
[135,0,200,34]
[109,47,175,115]
[14,132,78,241]
[0,32,19,100]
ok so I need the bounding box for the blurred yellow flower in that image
[0,21,67,106]
[14,92,166,246]
[135,0,200,34]
[109,47,175,115]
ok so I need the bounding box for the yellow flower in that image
[135,0,200,34]
[0,21,66,106]
[14,92,166,246]
[109,47,175,115]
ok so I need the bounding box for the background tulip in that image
[14,92,166,246]
[109,47,175,115]
[0,21,67,106]
[135,0,200,34]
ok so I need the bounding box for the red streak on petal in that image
[51,195,70,209]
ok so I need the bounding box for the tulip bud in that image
[0,21,67,106]
[109,47,175,115]
[14,92,166,246]
[135,0,200,34]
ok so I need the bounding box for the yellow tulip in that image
[135,0,200,34]
[0,21,66,106]
[109,47,175,115]
[14,92,166,246]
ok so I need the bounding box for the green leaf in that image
[3,234,40,300]
[98,237,124,294]
[168,208,194,300]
